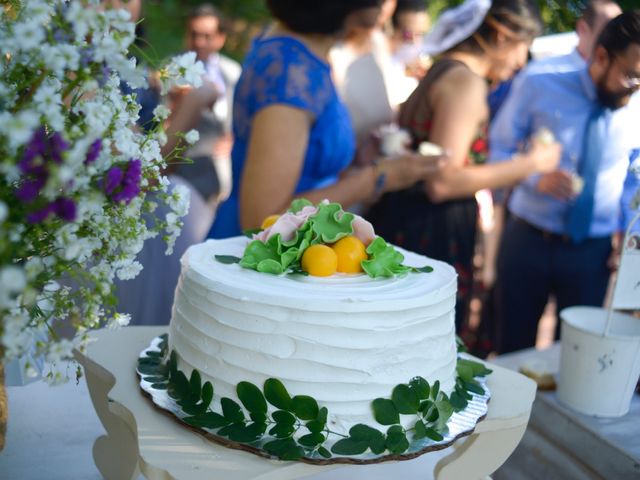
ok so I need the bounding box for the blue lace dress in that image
[208,36,356,238]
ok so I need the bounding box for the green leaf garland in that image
[138,342,491,462]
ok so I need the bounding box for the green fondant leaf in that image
[288,198,313,213]
[221,397,245,423]
[214,255,241,264]
[309,202,354,243]
[305,420,325,433]
[412,265,434,273]
[292,395,319,420]
[237,381,268,414]
[372,398,400,425]
[243,228,262,238]
[361,237,412,278]
[240,236,282,270]
[264,378,293,410]
[256,258,285,275]
[151,382,167,390]
[391,384,419,414]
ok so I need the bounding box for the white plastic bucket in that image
[558,306,640,417]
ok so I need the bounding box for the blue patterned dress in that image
[209,36,356,238]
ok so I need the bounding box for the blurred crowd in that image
[116,0,640,358]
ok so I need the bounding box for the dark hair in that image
[188,3,228,34]
[596,10,640,57]
[266,0,383,35]
[582,0,619,28]
[452,0,543,55]
[392,0,428,29]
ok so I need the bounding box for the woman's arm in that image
[240,104,444,230]
[424,70,560,202]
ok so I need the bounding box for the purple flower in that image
[85,139,102,164]
[104,167,124,195]
[98,64,111,87]
[16,177,46,202]
[53,197,76,222]
[80,46,95,68]
[26,197,76,224]
[104,159,142,204]
[27,204,54,224]
[19,128,48,174]
[49,132,69,164]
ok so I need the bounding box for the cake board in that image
[75,326,536,480]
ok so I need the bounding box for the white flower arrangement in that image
[0,0,204,383]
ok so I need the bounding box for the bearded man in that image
[488,10,640,353]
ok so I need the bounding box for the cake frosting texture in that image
[169,236,458,434]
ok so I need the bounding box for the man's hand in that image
[536,170,575,201]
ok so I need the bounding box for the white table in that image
[493,344,640,480]
[67,326,537,480]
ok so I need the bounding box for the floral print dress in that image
[366,59,488,332]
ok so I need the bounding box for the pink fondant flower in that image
[352,214,376,246]
[253,205,319,242]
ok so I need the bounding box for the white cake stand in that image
[75,326,536,480]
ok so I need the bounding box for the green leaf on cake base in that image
[264,378,293,411]
[150,344,491,461]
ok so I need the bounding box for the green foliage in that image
[138,338,492,461]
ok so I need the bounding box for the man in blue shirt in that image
[489,11,640,353]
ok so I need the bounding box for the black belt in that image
[512,215,571,243]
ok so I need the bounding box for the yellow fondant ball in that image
[301,244,338,277]
[331,236,367,273]
[261,214,280,229]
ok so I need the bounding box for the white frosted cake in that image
[168,235,458,435]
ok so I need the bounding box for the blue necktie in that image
[565,107,607,243]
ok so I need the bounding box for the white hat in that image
[422,0,492,56]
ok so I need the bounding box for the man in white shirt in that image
[176,4,241,208]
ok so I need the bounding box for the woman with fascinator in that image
[366,0,562,332]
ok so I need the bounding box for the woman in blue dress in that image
[209,0,443,238]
